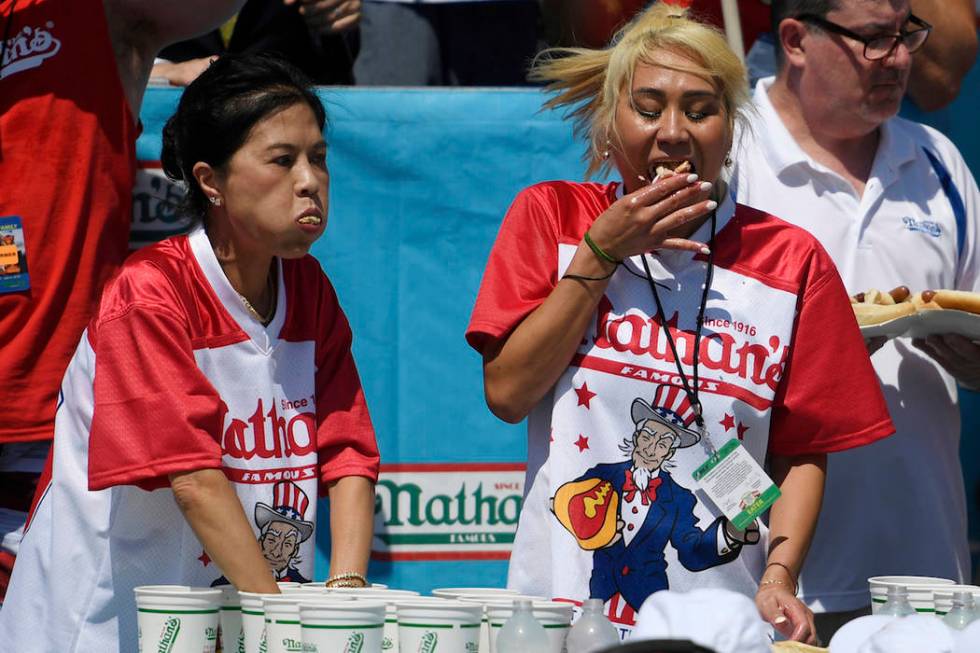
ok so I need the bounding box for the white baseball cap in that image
[633,588,770,653]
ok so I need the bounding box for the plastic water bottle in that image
[495,599,549,652]
[566,599,619,653]
[877,585,915,617]
[944,591,977,630]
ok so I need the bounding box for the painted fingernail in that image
[706,200,718,210]
[774,616,788,625]
[700,247,711,255]
[699,181,713,192]
[686,173,699,183]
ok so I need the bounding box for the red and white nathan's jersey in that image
[0,226,379,652]
[0,0,138,444]
[467,181,893,636]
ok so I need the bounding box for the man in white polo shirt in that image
[733,0,980,643]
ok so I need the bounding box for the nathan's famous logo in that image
[343,631,364,653]
[592,296,789,391]
[281,637,304,652]
[374,479,521,546]
[418,631,438,653]
[1,22,61,80]
[157,616,180,653]
[219,399,316,461]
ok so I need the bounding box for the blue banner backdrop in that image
[136,68,980,593]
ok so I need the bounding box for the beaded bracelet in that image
[325,571,368,588]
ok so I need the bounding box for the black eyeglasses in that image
[795,13,932,60]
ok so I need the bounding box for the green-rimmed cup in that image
[486,600,573,653]
[300,599,386,652]
[134,586,221,653]
[396,600,482,653]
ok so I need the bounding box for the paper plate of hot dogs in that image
[853,287,980,340]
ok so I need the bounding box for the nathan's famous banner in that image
[136,81,980,593]
[372,464,524,562]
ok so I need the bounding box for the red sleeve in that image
[315,278,379,494]
[88,305,224,491]
[465,186,561,354]
[768,256,895,456]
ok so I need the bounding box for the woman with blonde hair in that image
[467,4,893,644]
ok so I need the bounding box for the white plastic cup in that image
[239,591,281,653]
[868,576,956,613]
[933,585,980,616]
[264,595,350,653]
[487,601,573,653]
[456,595,548,653]
[342,591,440,653]
[135,586,221,653]
[214,585,244,653]
[397,600,483,653]
[431,587,518,600]
[300,600,386,653]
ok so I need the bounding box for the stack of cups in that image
[238,591,282,653]
[396,600,483,652]
[482,598,572,653]
[868,576,956,614]
[299,599,387,652]
[933,586,980,616]
[134,585,222,653]
[328,588,423,652]
[215,585,244,653]
[456,593,545,653]
[431,587,519,653]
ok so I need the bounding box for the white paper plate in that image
[860,309,980,340]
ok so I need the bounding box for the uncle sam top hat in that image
[254,481,315,543]
[631,385,701,449]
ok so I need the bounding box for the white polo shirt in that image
[733,76,980,612]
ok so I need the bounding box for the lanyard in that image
[639,210,717,438]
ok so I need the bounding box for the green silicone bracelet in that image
[584,231,621,265]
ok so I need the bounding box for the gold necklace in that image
[239,269,276,325]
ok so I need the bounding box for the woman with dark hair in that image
[0,53,380,652]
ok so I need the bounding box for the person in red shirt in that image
[0,0,251,599]
[467,4,894,643]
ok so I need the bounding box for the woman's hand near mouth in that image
[587,169,716,260]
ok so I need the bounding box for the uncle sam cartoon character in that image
[552,385,759,613]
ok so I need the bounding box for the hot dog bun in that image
[923,289,980,314]
[852,302,916,326]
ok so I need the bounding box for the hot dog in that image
[919,289,980,313]
[851,286,915,325]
